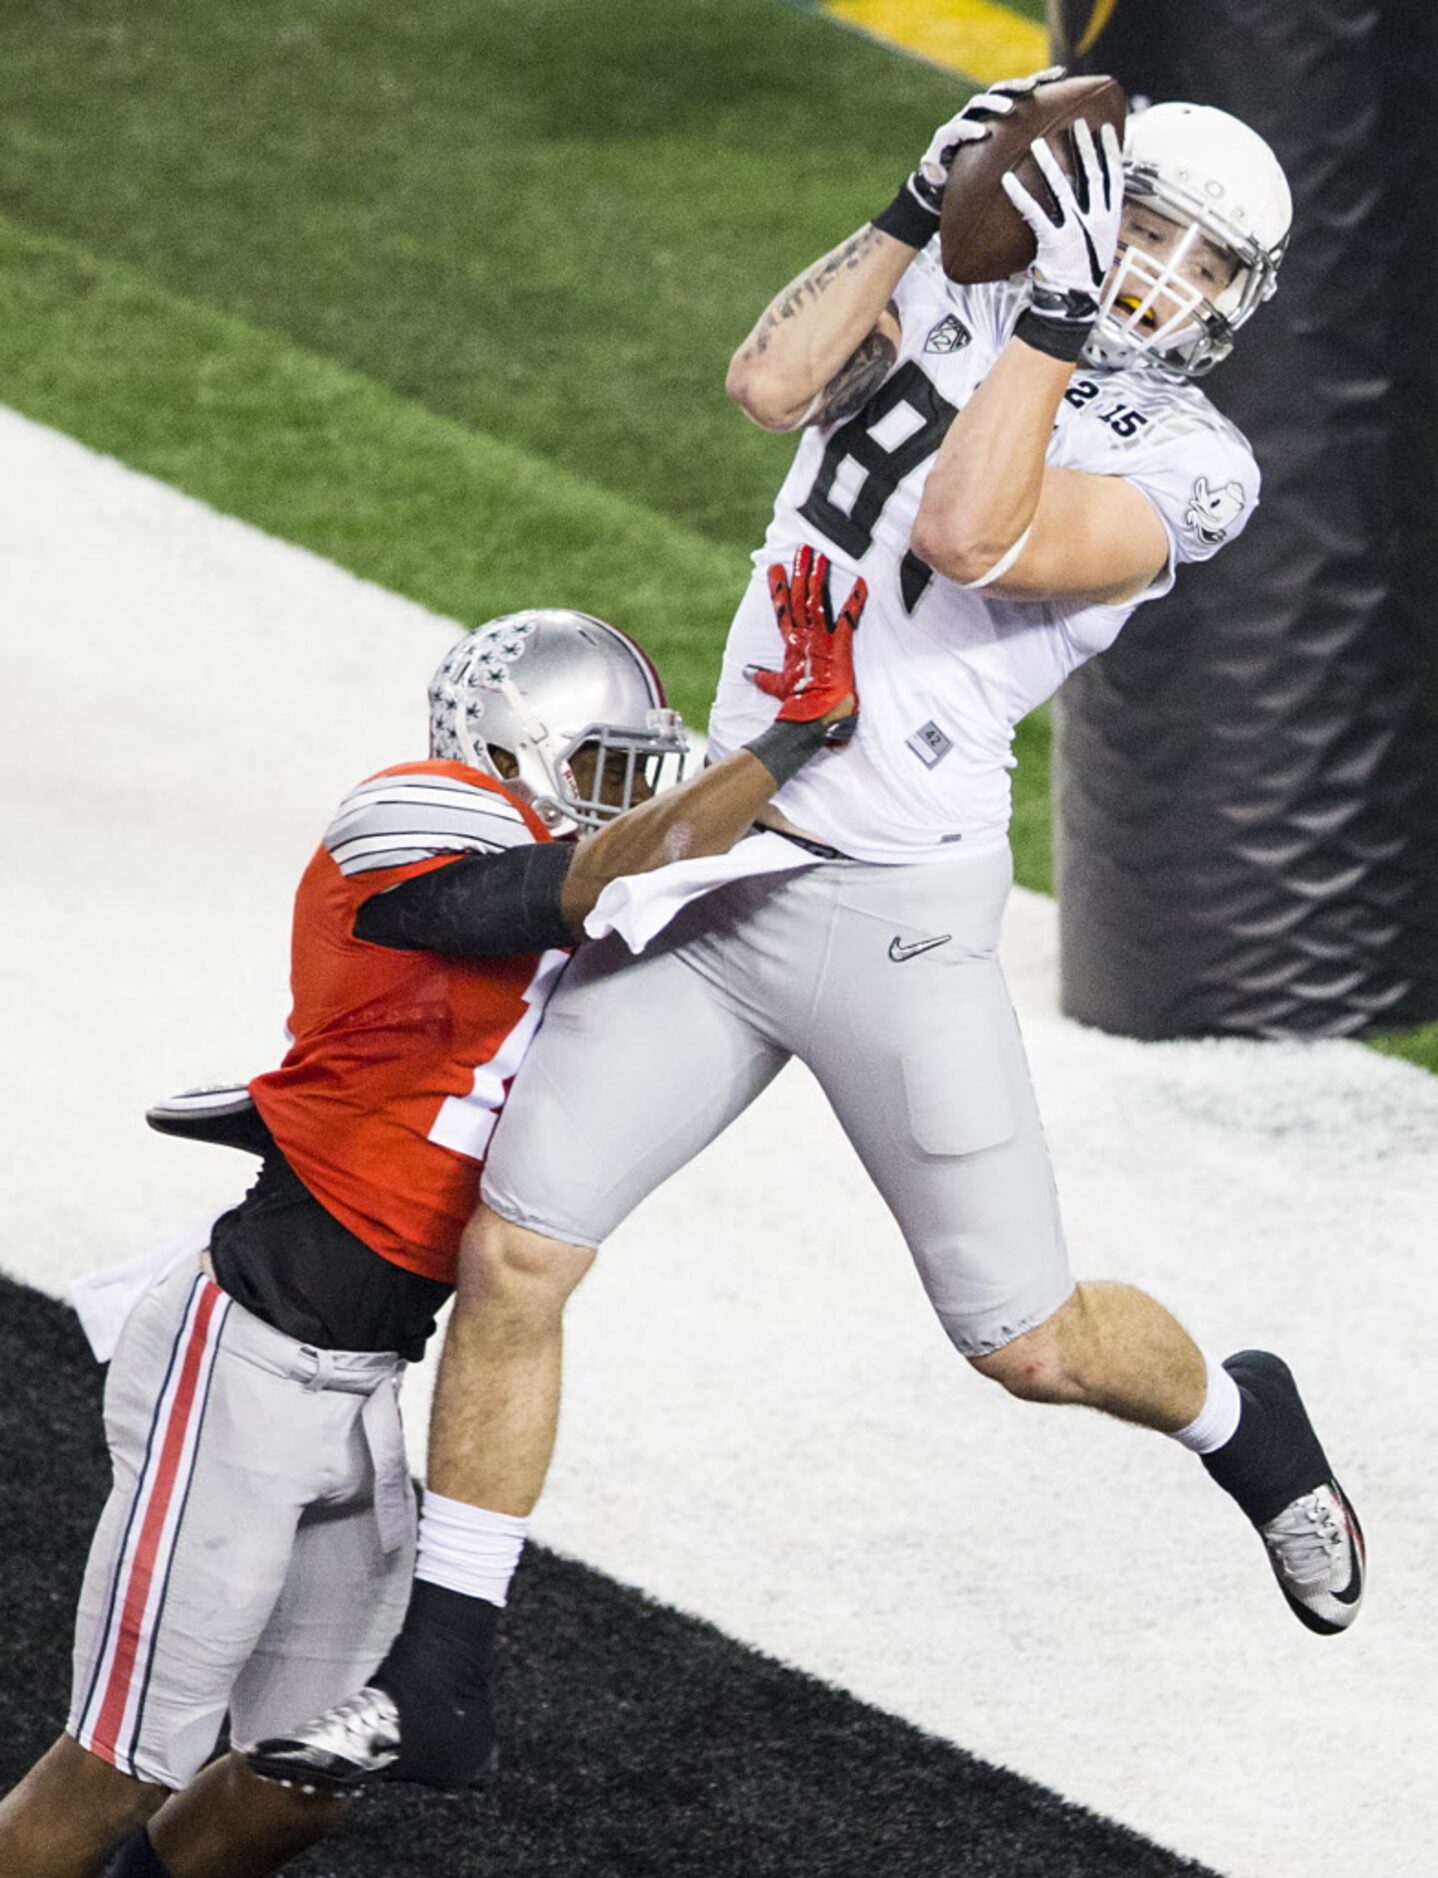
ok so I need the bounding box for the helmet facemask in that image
[550,715,688,830]
[483,682,687,832]
[1084,136,1288,380]
[428,611,688,835]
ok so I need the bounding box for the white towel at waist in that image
[70,1213,222,1362]
[583,831,822,953]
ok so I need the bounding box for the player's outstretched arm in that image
[559,548,863,928]
[726,74,1059,433]
[353,553,863,957]
[911,121,1167,602]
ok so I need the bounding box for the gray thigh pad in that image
[482,928,787,1248]
[798,850,1072,1355]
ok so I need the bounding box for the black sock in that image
[1201,1354,1328,1526]
[105,1826,172,1878]
[371,1579,500,1788]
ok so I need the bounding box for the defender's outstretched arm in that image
[355,553,865,957]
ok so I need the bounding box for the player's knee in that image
[455,1207,594,1319]
[968,1294,1089,1404]
[970,1333,1072,1403]
[0,1732,166,1851]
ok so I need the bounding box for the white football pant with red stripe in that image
[68,1259,413,1787]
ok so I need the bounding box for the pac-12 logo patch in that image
[1184,477,1245,546]
[924,315,971,355]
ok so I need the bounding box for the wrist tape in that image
[745,717,832,786]
[872,181,941,251]
[1014,282,1098,364]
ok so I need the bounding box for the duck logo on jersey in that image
[925,315,971,355]
[1184,477,1246,546]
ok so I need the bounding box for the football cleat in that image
[1206,1350,1365,1635]
[242,1686,401,1795]
[1256,1481,1365,1636]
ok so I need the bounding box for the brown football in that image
[940,74,1128,285]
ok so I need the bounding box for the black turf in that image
[0,1274,1219,1877]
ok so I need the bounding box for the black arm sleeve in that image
[352,842,576,957]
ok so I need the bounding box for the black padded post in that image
[1048,0,1438,1037]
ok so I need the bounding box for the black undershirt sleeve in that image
[353,841,576,957]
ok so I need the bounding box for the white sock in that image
[1170,1350,1243,1454]
[414,1491,529,1607]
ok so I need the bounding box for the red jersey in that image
[249,760,567,1283]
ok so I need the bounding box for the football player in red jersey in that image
[0,556,864,1878]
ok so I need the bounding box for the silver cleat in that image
[242,1685,401,1795]
[1258,1481,1365,1635]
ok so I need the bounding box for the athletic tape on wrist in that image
[1013,308,1093,363]
[872,183,941,250]
[958,523,1033,591]
[745,717,832,785]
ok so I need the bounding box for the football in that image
[940,74,1128,285]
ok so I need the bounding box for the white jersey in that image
[707,245,1260,862]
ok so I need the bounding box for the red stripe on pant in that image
[88,1281,223,1765]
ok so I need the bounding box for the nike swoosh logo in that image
[888,934,952,963]
[1332,1484,1365,1600]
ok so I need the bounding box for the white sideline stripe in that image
[3,406,1436,1878]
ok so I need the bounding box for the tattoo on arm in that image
[809,323,899,427]
[747,224,889,357]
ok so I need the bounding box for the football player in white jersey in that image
[253,77,1365,1802]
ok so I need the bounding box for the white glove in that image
[1002,117,1124,300]
[910,67,1067,214]
[874,67,1065,249]
[1002,119,1123,361]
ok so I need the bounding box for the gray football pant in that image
[68,1259,413,1787]
[483,842,1074,1358]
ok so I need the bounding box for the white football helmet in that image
[429,609,687,834]
[1086,101,1293,378]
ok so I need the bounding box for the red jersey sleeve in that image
[321,759,550,905]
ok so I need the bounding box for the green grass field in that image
[0,0,1055,883]
[0,0,968,552]
[0,0,1430,1065]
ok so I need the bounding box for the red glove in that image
[746,545,864,741]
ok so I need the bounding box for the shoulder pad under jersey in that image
[323,764,538,878]
[1103,368,1253,457]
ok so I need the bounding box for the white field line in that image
[3,406,1435,1877]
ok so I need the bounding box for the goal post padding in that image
[1046,0,1438,1037]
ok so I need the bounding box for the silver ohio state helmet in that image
[1087,101,1293,378]
[428,609,687,834]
